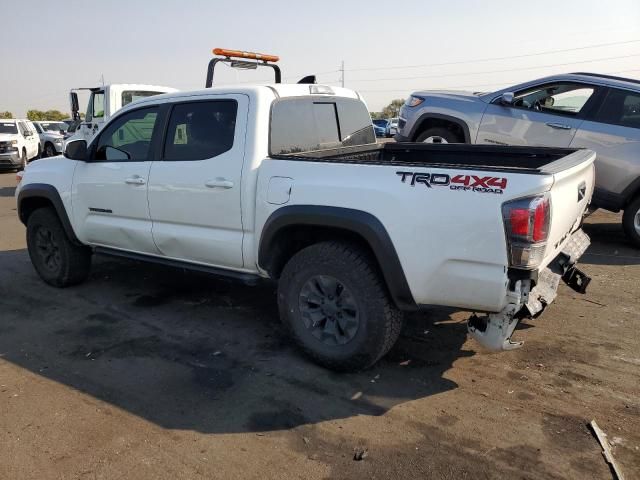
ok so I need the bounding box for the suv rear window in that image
[270,97,375,155]
[593,88,640,129]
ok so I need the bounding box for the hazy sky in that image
[1,0,639,117]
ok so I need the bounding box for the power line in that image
[357,68,640,93]
[346,39,640,73]
[346,53,640,83]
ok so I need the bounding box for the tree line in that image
[0,110,82,121]
[370,99,405,120]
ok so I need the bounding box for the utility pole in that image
[340,60,344,88]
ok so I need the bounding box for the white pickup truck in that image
[16,66,595,371]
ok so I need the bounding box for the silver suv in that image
[396,73,640,246]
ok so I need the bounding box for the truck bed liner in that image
[271,143,583,174]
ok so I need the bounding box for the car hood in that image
[0,133,19,142]
[414,90,485,102]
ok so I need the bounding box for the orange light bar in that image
[212,48,279,63]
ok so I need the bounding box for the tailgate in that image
[541,149,596,268]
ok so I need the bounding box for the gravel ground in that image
[0,171,638,479]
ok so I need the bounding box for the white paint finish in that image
[147,93,249,269]
[19,85,596,314]
[71,161,158,254]
[266,177,293,205]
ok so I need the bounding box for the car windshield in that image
[40,122,67,132]
[373,119,388,127]
[0,122,18,134]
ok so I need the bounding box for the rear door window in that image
[592,88,640,129]
[270,97,375,155]
[162,100,237,161]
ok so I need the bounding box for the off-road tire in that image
[26,207,92,287]
[278,241,403,371]
[622,196,640,248]
[415,127,461,144]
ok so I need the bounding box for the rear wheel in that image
[278,241,403,371]
[622,196,640,248]
[415,127,461,144]
[27,207,92,287]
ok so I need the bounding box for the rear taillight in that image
[502,194,551,269]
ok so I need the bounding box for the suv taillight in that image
[502,194,551,269]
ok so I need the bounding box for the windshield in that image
[39,122,68,132]
[0,122,18,134]
[373,119,388,127]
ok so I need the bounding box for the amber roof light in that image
[212,48,279,63]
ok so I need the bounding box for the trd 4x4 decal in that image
[396,171,507,194]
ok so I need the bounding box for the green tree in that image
[0,111,13,119]
[381,99,405,119]
[27,109,68,121]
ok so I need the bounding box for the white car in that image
[16,57,595,371]
[0,119,40,171]
[32,121,67,157]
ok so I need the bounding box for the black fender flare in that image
[258,205,417,311]
[409,112,471,143]
[17,183,81,244]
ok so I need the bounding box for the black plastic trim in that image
[408,113,472,143]
[94,247,262,285]
[17,183,82,244]
[258,205,417,311]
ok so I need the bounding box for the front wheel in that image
[278,241,403,371]
[27,207,92,287]
[44,142,56,158]
[622,196,640,248]
[415,127,461,144]
[19,149,27,170]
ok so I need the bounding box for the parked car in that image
[17,49,594,371]
[386,117,399,137]
[396,72,640,247]
[32,121,67,157]
[372,119,388,137]
[0,119,40,170]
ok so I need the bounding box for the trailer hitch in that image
[562,265,591,294]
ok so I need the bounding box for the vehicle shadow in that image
[0,249,473,434]
[582,221,640,266]
[0,186,16,198]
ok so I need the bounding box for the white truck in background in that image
[67,84,178,145]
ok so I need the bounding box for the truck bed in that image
[271,143,582,174]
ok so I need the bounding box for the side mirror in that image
[64,139,87,160]
[500,92,515,105]
[70,92,80,121]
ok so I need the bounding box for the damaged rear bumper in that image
[468,229,591,351]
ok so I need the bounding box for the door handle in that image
[546,122,572,130]
[205,179,234,189]
[125,176,146,185]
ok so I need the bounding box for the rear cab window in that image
[122,90,166,107]
[270,96,375,155]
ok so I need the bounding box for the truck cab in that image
[68,84,178,144]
